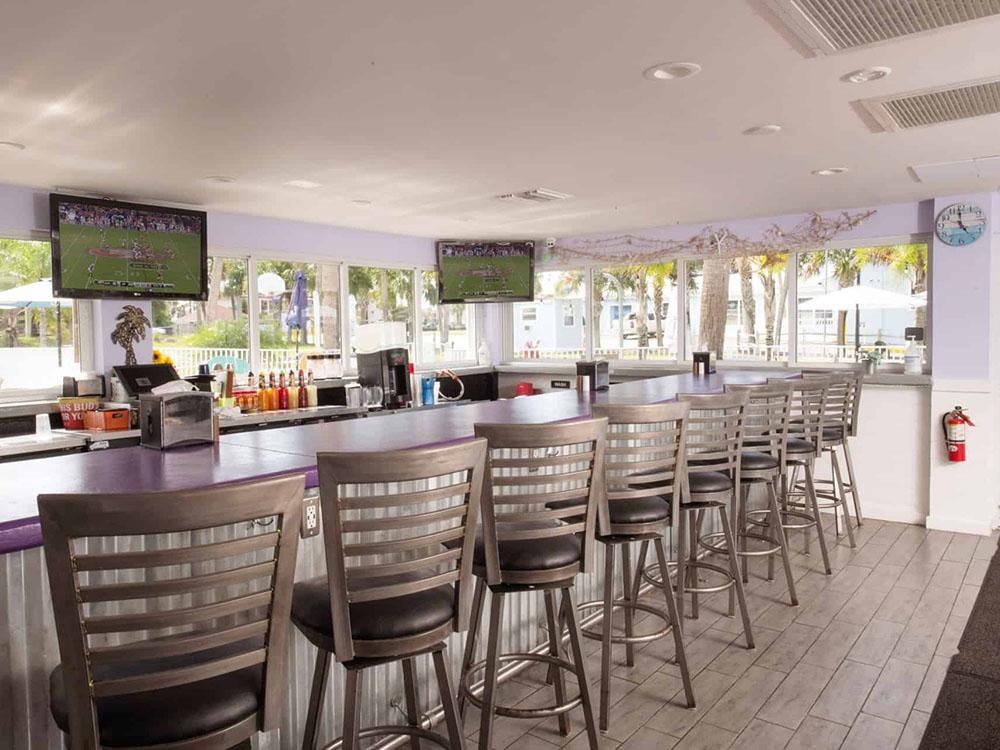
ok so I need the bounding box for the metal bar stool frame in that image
[458,418,608,750]
[768,377,834,575]
[720,381,799,606]
[795,372,857,547]
[671,391,755,649]
[295,440,488,750]
[572,401,697,730]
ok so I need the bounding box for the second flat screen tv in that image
[437,240,534,304]
[50,193,208,300]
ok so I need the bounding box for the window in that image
[152,257,250,376]
[685,255,789,362]
[0,239,84,395]
[254,260,341,374]
[562,304,575,327]
[595,264,678,361]
[420,270,476,365]
[347,265,414,368]
[512,270,586,360]
[796,243,928,365]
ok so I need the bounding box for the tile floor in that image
[460,516,994,749]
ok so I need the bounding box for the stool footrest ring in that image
[461,653,583,718]
[575,599,672,644]
[322,723,454,750]
[698,530,781,558]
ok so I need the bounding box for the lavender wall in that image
[0,183,435,263]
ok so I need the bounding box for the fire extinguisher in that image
[943,406,974,462]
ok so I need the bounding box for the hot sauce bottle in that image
[277,372,289,410]
[287,370,299,409]
[298,370,308,408]
[257,373,269,412]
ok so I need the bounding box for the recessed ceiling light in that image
[283,179,322,189]
[0,141,26,151]
[351,199,373,206]
[202,175,236,184]
[743,124,782,136]
[812,167,849,176]
[643,62,702,81]
[842,66,892,84]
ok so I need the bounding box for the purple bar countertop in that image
[0,369,792,554]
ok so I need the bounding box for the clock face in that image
[936,203,986,246]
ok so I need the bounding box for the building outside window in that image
[796,243,928,364]
[512,270,586,360]
[0,239,83,395]
[420,270,476,364]
[685,255,790,362]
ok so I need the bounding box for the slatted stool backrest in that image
[591,402,689,536]
[315,439,487,661]
[39,474,305,747]
[676,391,748,482]
[772,377,830,459]
[724,381,793,471]
[473,418,608,584]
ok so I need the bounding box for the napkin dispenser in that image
[139,391,215,450]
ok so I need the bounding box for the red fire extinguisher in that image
[943,406,974,462]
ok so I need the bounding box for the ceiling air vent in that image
[761,0,1000,54]
[497,188,573,204]
[857,76,1000,131]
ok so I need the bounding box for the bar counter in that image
[0,369,791,749]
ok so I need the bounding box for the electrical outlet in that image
[301,496,320,538]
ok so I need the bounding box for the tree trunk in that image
[379,270,390,321]
[439,303,451,348]
[204,258,223,324]
[652,280,664,348]
[319,264,340,351]
[698,258,729,357]
[760,274,775,360]
[774,272,788,344]
[737,258,755,345]
[635,270,649,351]
[837,310,848,349]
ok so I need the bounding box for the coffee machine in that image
[357,347,411,409]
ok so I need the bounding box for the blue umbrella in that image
[284,270,309,349]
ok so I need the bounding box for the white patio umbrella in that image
[0,279,65,364]
[799,284,925,354]
[0,279,58,307]
[798,284,925,311]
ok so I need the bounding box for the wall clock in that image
[936,203,986,246]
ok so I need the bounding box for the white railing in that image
[158,347,310,376]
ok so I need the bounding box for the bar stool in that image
[803,367,865,528]
[768,377,833,574]
[458,418,607,750]
[40,475,304,750]
[579,402,696,730]
[673,391,755,648]
[796,372,857,547]
[722,381,799,606]
[292,440,488,750]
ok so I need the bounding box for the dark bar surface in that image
[0,369,792,553]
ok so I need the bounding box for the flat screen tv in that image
[437,240,534,304]
[50,193,208,300]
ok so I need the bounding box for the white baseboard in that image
[815,503,926,525]
[925,514,994,536]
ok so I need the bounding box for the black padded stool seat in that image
[292,577,455,642]
[608,495,670,525]
[740,451,780,471]
[786,438,817,455]
[50,647,262,747]
[474,532,582,571]
[689,471,733,493]
[823,426,844,442]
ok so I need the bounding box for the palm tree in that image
[696,258,730,357]
[888,242,928,329]
[348,267,377,326]
[647,261,676,348]
[111,305,151,365]
[735,257,756,348]
[753,253,787,359]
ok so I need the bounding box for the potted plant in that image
[858,349,883,375]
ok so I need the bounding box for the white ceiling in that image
[2,1,1000,240]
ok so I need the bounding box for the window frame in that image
[501,233,931,372]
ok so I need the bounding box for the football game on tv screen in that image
[50,194,208,300]
[436,240,534,303]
